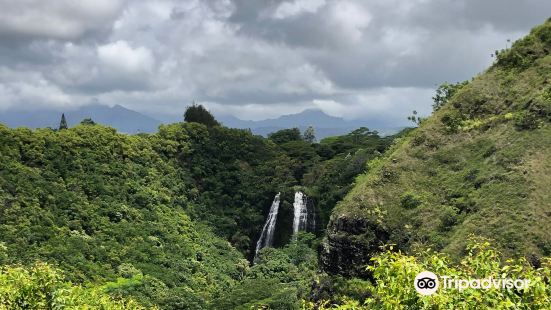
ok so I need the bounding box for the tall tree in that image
[303,126,316,143]
[184,102,220,127]
[59,113,68,130]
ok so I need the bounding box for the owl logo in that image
[414,271,439,295]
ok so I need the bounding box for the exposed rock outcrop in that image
[320,213,388,278]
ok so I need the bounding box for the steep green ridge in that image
[322,19,551,277]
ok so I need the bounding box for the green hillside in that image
[0,124,246,308]
[322,18,551,277]
[0,114,394,308]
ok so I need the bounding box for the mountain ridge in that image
[1,105,403,138]
[217,109,402,138]
[0,104,161,133]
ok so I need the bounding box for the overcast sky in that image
[0,0,549,125]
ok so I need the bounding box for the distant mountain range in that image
[0,104,161,133]
[217,109,402,138]
[0,104,402,138]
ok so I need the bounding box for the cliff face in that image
[321,213,388,277]
[322,19,551,276]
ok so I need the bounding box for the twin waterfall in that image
[254,193,281,258]
[255,191,314,260]
[292,191,316,235]
[292,192,308,236]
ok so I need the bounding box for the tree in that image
[348,127,372,144]
[268,128,302,144]
[80,118,96,125]
[59,113,68,130]
[407,110,422,125]
[432,81,468,111]
[184,103,220,127]
[302,126,316,143]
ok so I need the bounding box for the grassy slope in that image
[323,19,551,276]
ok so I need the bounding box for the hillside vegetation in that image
[0,262,150,309]
[310,239,551,309]
[322,18,551,278]
[0,124,245,308]
[0,111,395,308]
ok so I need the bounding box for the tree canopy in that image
[184,103,220,127]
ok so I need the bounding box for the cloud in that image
[273,0,326,19]
[0,67,76,110]
[98,40,155,73]
[0,0,549,125]
[0,0,124,41]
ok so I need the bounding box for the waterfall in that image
[292,191,316,238]
[254,193,281,258]
[292,191,309,237]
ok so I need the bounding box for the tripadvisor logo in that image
[414,271,439,295]
[414,271,530,296]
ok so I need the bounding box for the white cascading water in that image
[292,191,308,237]
[254,193,281,258]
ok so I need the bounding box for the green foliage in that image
[309,240,551,309]
[432,81,469,111]
[0,263,150,309]
[438,206,460,231]
[496,21,551,71]
[215,233,317,309]
[514,110,541,130]
[303,128,400,231]
[184,103,220,127]
[0,243,7,266]
[268,128,302,144]
[0,124,243,309]
[400,191,422,209]
[80,118,96,126]
[440,110,464,133]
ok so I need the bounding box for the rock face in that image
[320,213,388,278]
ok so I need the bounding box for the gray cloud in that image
[0,0,124,41]
[0,0,548,124]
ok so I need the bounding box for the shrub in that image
[0,263,150,309]
[400,192,422,209]
[439,206,460,231]
[514,111,540,130]
[440,111,464,133]
[411,133,426,146]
